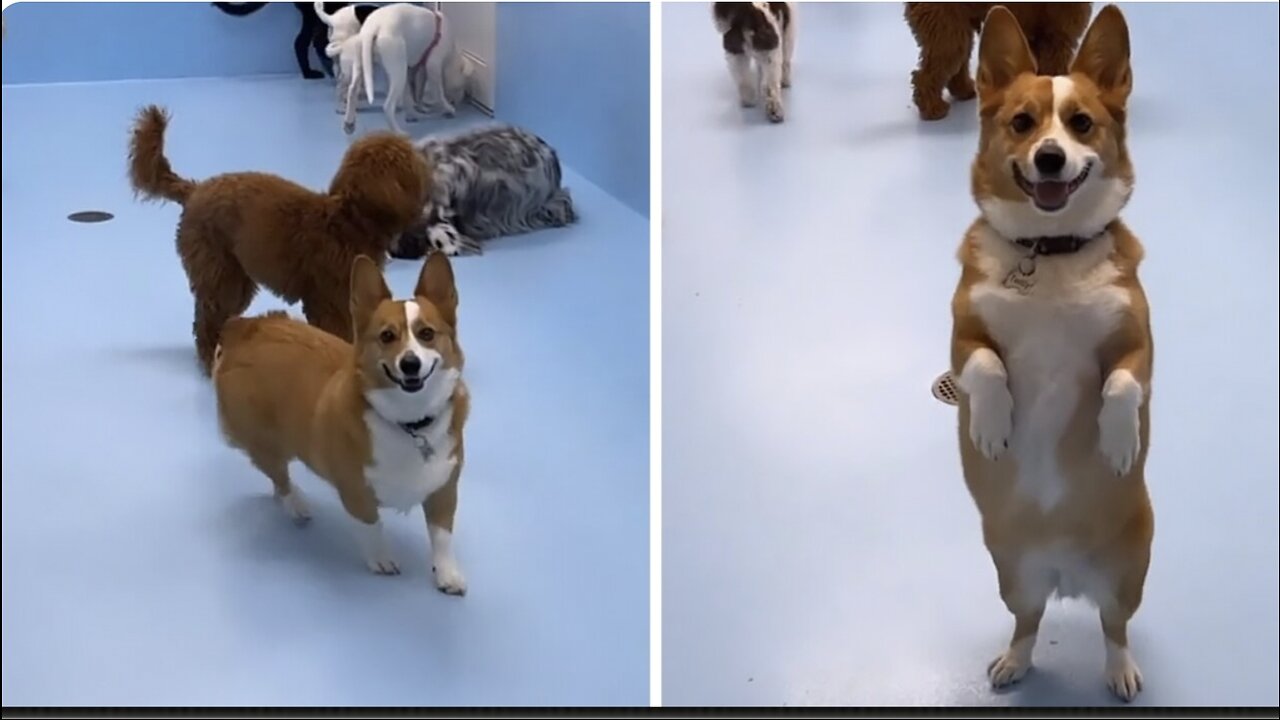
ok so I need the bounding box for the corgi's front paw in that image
[968,384,1013,461]
[1099,370,1143,476]
[432,560,467,596]
[355,521,401,575]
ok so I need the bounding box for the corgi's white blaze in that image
[968,225,1131,511]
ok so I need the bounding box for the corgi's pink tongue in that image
[1034,181,1069,206]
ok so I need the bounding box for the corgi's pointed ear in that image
[977,6,1037,96]
[1071,5,1132,106]
[416,251,458,329]
[349,255,391,336]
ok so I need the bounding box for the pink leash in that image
[412,10,444,74]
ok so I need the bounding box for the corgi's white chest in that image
[969,240,1130,510]
[364,407,457,513]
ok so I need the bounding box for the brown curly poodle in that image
[905,3,1093,120]
[128,105,432,374]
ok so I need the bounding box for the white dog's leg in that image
[726,52,755,107]
[377,36,410,133]
[757,48,785,123]
[429,53,456,118]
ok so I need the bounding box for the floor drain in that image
[932,371,958,406]
[68,211,114,223]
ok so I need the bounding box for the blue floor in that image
[661,2,1278,708]
[1,76,649,706]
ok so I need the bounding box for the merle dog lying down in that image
[392,124,579,258]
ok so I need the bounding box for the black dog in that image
[212,2,351,79]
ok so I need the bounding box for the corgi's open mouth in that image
[382,358,438,394]
[1013,161,1093,212]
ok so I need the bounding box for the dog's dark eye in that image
[379,329,396,344]
[417,327,435,343]
[1068,112,1093,134]
[1010,113,1035,134]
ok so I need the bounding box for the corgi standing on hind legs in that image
[951,5,1153,702]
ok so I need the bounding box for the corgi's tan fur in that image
[214,253,470,594]
[950,5,1153,702]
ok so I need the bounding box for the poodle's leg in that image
[946,29,976,102]
[302,292,354,342]
[377,36,410,133]
[726,51,756,107]
[756,47,785,123]
[179,230,257,375]
[1031,31,1081,77]
[906,10,968,120]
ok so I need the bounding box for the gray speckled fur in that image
[393,124,578,258]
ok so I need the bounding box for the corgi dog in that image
[950,5,1152,702]
[213,253,470,595]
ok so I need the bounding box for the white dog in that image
[314,1,366,44]
[343,3,469,135]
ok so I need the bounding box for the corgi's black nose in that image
[399,354,423,376]
[1034,143,1067,176]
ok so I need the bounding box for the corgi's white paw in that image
[432,560,467,596]
[969,384,1014,461]
[1105,644,1143,702]
[278,488,312,525]
[987,645,1033,688]
[354,521,400,575]
[1099,370,1142,476]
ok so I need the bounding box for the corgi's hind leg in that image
[249,451,311,525]
[1100,522,1153,702]
[987,549,1050,688]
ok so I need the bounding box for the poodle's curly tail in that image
[128,105,195,204]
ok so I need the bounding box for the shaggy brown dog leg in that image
[180,230,257,374]
[945,30,977,102]
[1030,32,1081,77]
[302,293,353,342]
[906,6,971,120]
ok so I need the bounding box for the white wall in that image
[437,1,495,112]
